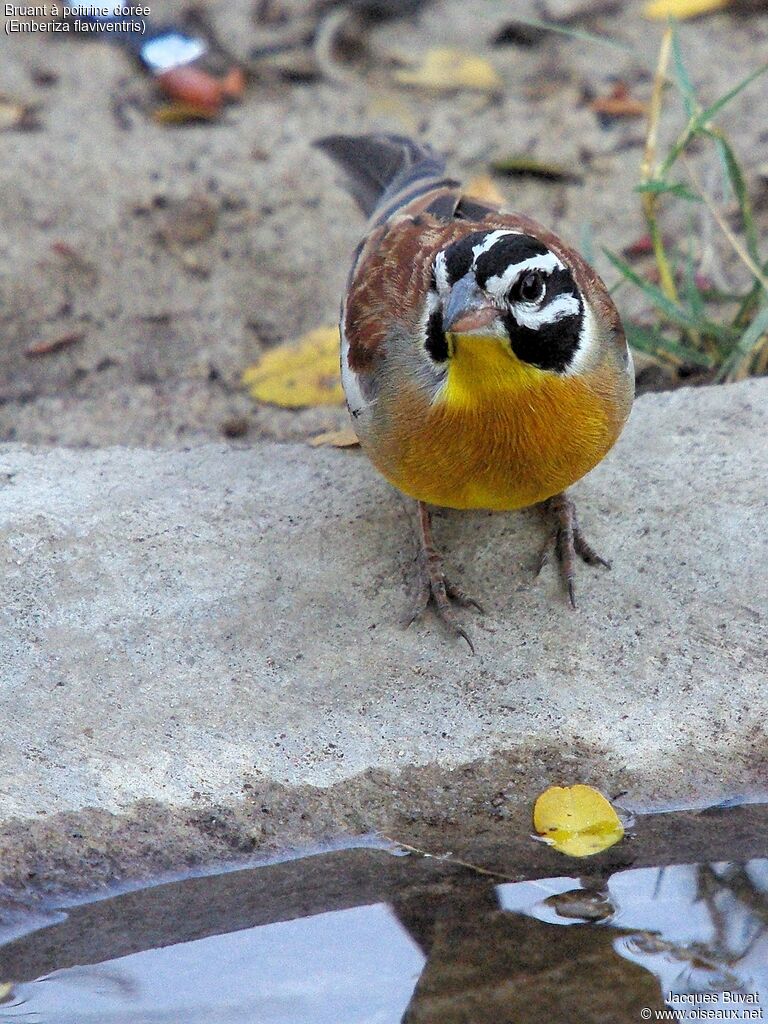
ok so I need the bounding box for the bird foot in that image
[403,503,483,653]
[535,492,610,608]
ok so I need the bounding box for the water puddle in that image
[1,809,767,1023]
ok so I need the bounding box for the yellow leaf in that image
[242,326,344,408]
[309,426,360,448]
[464,174,506,207]
[394,49,502,94]
[643,0,728,20]
[0,982,13,1002]
[533,784,624,858]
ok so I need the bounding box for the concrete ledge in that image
[0,380,766,895]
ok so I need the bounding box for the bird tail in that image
[314,133,457,221]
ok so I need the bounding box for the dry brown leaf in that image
[25,331,85,358]
[490,155,583,183]
[590,81,647,119]
[394,49,502,94]
[153,102,220,125]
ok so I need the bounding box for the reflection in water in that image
[498,859,768,1019]
[0,903,425,1024]
[613,861,768,1017]
[0,859,765,1024]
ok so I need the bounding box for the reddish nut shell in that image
[156,67,224,113]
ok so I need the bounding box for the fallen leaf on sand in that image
[394,49,502,94]
[153,102,220,124]
[590,81,647,119]
[643,0,728,19]
[464,174,506,206]
[490,155,582,183]
[25,331,85,358]
[309,426,360,448]
[243,326,344,408]
[533,784,624,857]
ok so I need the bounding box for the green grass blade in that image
[733,274,767,329]
[634,181,702,203]
[604,249,700,329]
[670,26,696,118]
[605,249,737,343]
[710,134,761,265]
[661,121,697,176]
[681,223,705,323]
[661,63,768,176]
[695,62,768,129]
[717,301,768,381]
[625,323,714,369]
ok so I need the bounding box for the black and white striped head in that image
[425,229,593,374]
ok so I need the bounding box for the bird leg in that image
[536,492,610,608]
[404,501,483,653]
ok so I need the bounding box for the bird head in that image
[425,229,608,377]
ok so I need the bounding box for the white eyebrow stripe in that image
[512,294,582,329]
[433,251,449,293]
[470,229,519,261]
[483,252,564,298]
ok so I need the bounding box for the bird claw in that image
[403,556,480,654]
[537,493,610,607]
[403,503,483,653]
[445,581,485,615]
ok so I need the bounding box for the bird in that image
[315,133,634,651]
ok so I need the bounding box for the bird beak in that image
[443,273,498,334]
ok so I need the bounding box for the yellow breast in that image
[365,334,631,511]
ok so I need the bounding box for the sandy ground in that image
[1,0,767,447]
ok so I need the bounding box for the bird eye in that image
[511,270,545,304]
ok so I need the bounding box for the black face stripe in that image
[543,267,579,303]
[503,262,584,372]
[425,305,449,362]
[502,307,583,373]
[436,229,585,372]
[440,231,488,286]
[475,234,548,290]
